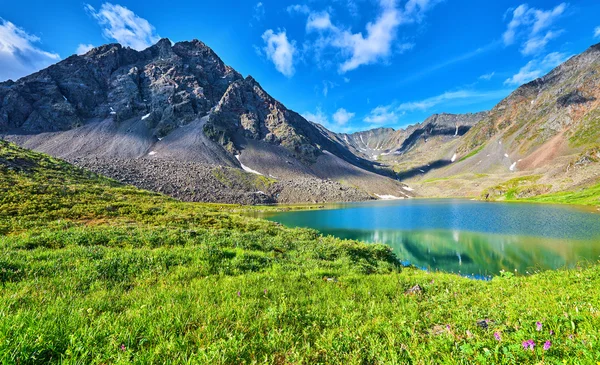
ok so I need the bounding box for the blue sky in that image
[1,0,600,133]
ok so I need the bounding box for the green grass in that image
[481,176,553,202]
[520,182,600,206]
[1,140,600,364]
[458,144,486,163]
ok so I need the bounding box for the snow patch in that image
[419,169,425,173]
[402,186,414,192]
[141,113,151,120]
[509,162,517,171]
[110,112,116,115]
[504,153,509,158]
[451,153,457,162]
[375,194,404,200]
[148,151,157,156]
[63,96,68,102]
[454,125,458,136]
[235,155,263,175]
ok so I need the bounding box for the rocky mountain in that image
[328,112,486,161]
[396,43,600,198]
[0,38,412,203]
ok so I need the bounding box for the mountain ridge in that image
[0,38,412,203]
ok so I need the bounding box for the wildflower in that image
[522,339,535,350]
[237,291,241,297]
[550,330,554,336]
[494,332,501,341]
[264,289,267,294]
[543,340,551,351]
[120,344,126,351]
[536,321,542,331]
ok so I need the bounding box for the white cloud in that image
[302,108,329,125]
[76,43,95,55]
[479,72,495,80]
[397,89,510,112]
[298,0,438,73]
[364,105,399,124]
[85,3,160,51]
[261,29,297,77]
[306,12,336,32]
[595,26,600,38]
[343,77,350,83]
[322,80,337,97]
[521,29,562,56]
[253,2,265,22]
[502,3,567,56]
[333,108,355,125]
[0,18,60,82]
[287,4,310,14]
[504,52,569,86]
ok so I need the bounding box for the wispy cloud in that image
[595,26,600,38]
[253,2,265,22]
[364,105,399,124]
[76,43,95,55]
[503,3,567,56]
[262,29,297,77]
[0,18,60,82]
[397,89,510,112]
[302,107,357,132]
[393,41,500,85]
[306,11,335,32]
[296,0,439,73]
[504,52,570,86]
[302,107,329,125]
[363,88,510,125]
[85,3,160,51]
[287,4,310,15]
[479,72,495,80]
[322,80,337,97]
[333,108,355,125]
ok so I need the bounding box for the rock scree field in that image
[1,140,600,364]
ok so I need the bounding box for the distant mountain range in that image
[1,39,599,203]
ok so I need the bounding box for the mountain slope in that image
[0,39,411,202]
[378,44,600,198]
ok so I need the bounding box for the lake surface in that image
[259,199,600,278]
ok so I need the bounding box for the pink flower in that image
[536,321,542,331]
[120,344,126,351]
[494,332,501,341]
[543,340,551,351]
[237,291,241,297]
[522,340,535,350]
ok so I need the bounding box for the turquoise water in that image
[260,199,600,277]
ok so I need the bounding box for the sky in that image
[1,0,600,133]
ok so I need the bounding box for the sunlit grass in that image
[1,140,600,364]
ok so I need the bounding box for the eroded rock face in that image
[0,38,241,137]
[0,38,366,166]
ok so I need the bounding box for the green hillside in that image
[1,140,599,364]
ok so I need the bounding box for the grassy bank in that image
[521,182,600,207]
[1,140,600,364]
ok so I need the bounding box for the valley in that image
[1,21,600,365]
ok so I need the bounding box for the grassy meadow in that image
[1,140,600,364]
